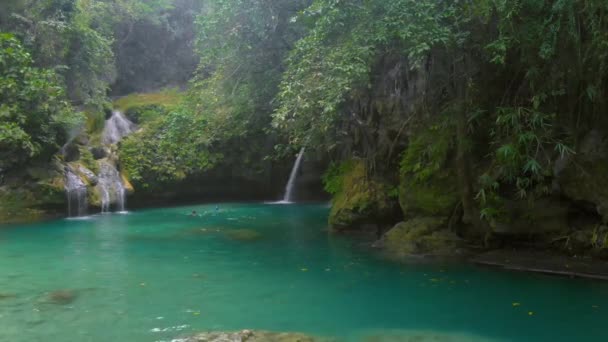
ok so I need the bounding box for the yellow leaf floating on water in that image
[193,312,200,316]
[512,302,521,307]
[301,268,308,272]
[528,311,534,316]
[430,278,440,282]
[139,283,146,287]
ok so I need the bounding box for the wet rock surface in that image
[179,330,322,342]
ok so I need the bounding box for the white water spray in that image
[65,169,88,217]
[97,160,127,213]
[103,111,135,145]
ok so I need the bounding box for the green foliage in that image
[273,0,453,147]
[114,88,183,112]
[400,122,454,183]
[0,33,82,171]
[119,106,221,188]
[322,160,354,195]
[78,146,98,173]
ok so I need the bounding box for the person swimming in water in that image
[190,210,198,217]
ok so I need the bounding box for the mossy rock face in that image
[0,186,60,224]
[328,159,397,232]
[491,197,571,238]
[563,225,608,258]
[383,217,464,257]
[398,125,459,218]
[89,186,102,208]
[399,175,458,218]
[557,130,608,223]
[121,172,135,194]
[0,159,67,224]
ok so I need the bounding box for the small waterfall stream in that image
[97,160,127,213]
[65,170,88,217]
[282,148,305,203]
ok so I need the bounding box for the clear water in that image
[0,203,607,342]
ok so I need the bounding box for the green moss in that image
[399,124,459,218]
[78,147,99,174]
[0,187,60,224]
[89,187,102,208]
[113,88,183,113]
[85,110,106,135]
[328,159,395,230]
[384,217,464,257]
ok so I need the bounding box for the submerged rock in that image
[0,293,16,300]
[383,217,465,257]
[45,290,78,305]
[224,229,263,241]
[180,330,322,342]
[357,329,499,342]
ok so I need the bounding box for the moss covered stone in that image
[557,130,608,223]
[327,159,397,232]
[490,197,571,238]
[383,217,464,257]
[398,124,459,218]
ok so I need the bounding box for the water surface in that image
[0,203,607,341]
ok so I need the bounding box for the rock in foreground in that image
[178,330,323,342]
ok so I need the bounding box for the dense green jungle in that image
[2,1,608,341]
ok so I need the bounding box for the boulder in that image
[383,217,465,257]
[90,146,109,160]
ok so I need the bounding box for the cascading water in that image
[103,111,135,145]
[281,148,305,203]
[65,169,88,217]
[97,160,127,213]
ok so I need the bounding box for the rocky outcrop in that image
[382,217,465,257]
[398,125,459,219]
[328,159,399,232]
[0,159,66,224]
[490,197,571,239]
[556,130,608,223]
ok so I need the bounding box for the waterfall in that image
[282,148,305,203]
[102,111,135,145]
[65,170,88,217]
[97,160,127,213]
[63,110,133,216]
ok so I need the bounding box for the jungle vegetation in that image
[2,0,608,243]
